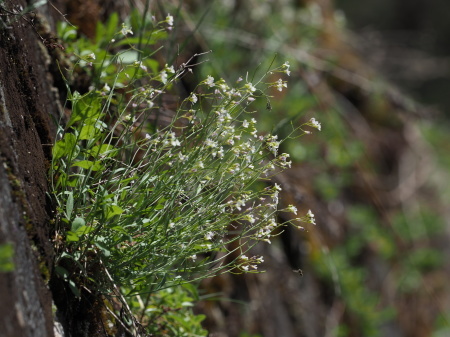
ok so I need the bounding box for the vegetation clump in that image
[50,9,318,335]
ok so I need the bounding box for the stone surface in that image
[0,0,63,335]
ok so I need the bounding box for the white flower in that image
[228,163,240,174]
[134,61,147,72]
[178,152,188,162]
[165,64,175,73]
[189,93,198,104]
[266,135,280,156]
[120,23,133,36]
[278,153,292,168]
[216,147,224,159]
[205,75,215,87]
[160,70,168,84]
[286,205,298,215]
[234,199,245,211]
[244,82,256,93]
[102,83,111,92]
[244,214,256,223]
[242,265,249,271]
[86,53,96,60]
[218,82,230,92]
[283,61,291,76]
[242,120,249,128]
[205,138,217,148]
[190,254,197,261]
[145,133,151,140]
[216,107,231,122]
[309,117,321,131]
[166,14,174,26]
[275,78,287,92]
[241,255,249,260]
[204,232,215,240]
[307,209,316,225]
[168,132,180,146]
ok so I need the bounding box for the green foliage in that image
[51,7,317,336]
[132,285,208,337]
[0,243,14,272]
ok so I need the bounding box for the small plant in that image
[50,9,319,335]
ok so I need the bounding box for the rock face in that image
[0,1,62,335]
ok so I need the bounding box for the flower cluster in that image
[307,209,316,225]
[52,51,319,299]
[309,117,321,131]
[120,23,133,36]
[275,78,288,92]
[166,14,174,27]
[238,254,264,272]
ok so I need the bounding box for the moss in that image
[5,164,28,209]
[39,258,51,284]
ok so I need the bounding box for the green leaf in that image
[79,124,97,140]
[87,144,116,158]
[66,192,74,220]
[154,197,167,210]
[53,133,77,161]
[66,177,79,187]
[116,50,140,64]
[60,24,77,41]
[71,217,86,232]
[74,225,95,236]
[66,231,79,242]
[68,279,81,298]
[95,239,111,257]
[67,95,102,128]
[106,12,119,41]
[106,205,123,219]
[54,265,70,280]
[72,160,104,171]
[55,265,80,298]
[111,226,129,235]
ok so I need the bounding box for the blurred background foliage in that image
[52,0,450,336]
[336,0,450,113]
